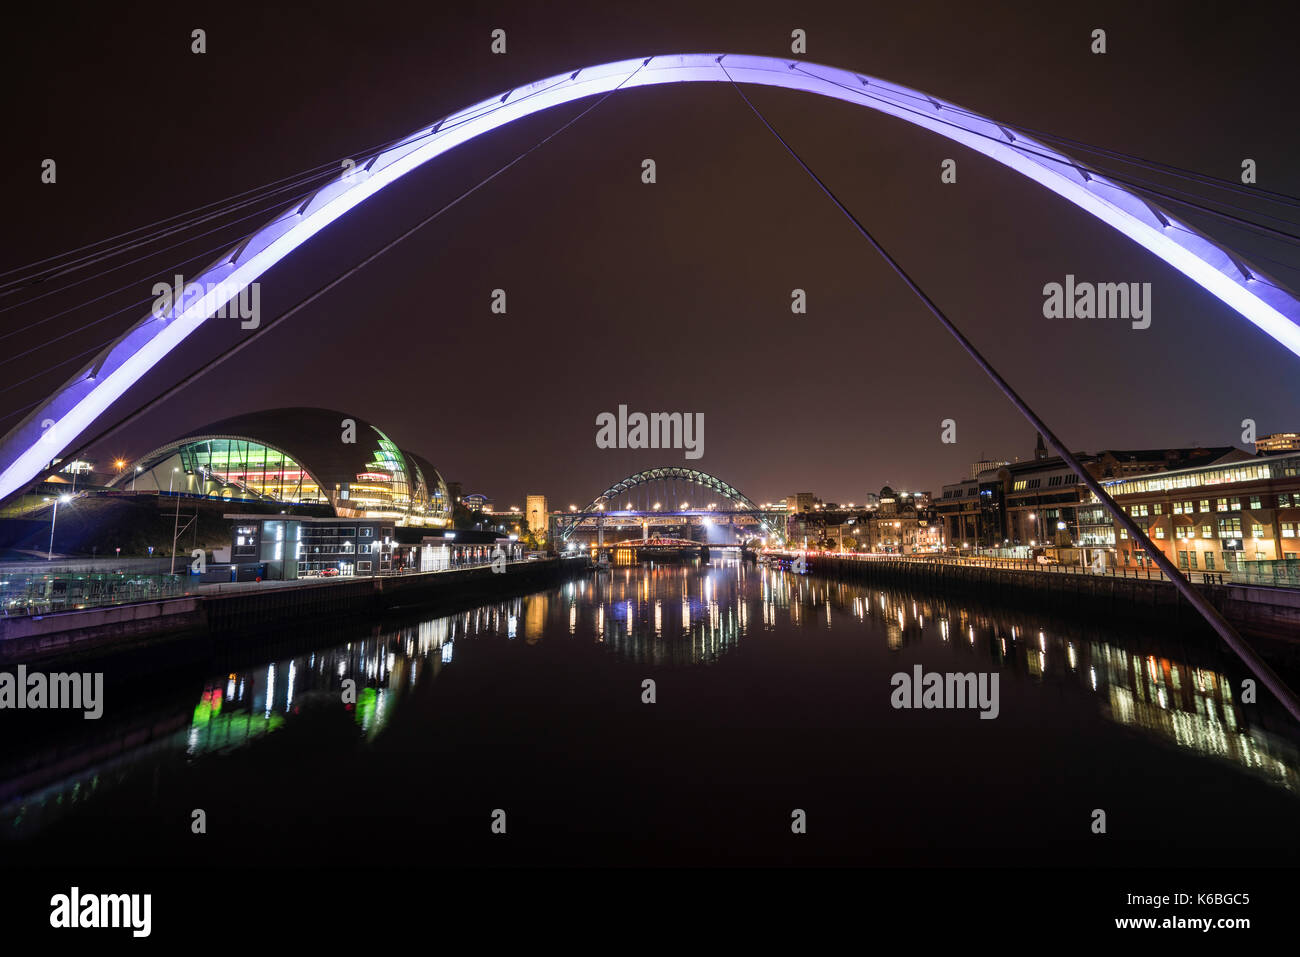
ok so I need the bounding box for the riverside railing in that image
[0,568,185,617]
[766,552,1300,589]
[194,555,584,595]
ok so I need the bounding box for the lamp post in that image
[169,467,181,574]
[132,464,141,492]
[47,494,71,561]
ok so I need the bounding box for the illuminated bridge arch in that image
[4,53,1299,503]
[559,466,777,541]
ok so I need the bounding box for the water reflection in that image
[781,569,1300,794]
[587,563,749,664]
[3,559,1298,841]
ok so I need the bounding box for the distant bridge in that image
[554,467,782,544]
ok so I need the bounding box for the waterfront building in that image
[1257,432,1300,454]
[1100,452,1300,571]
[228,513,398,579]
[525,495,548,543]
[934,474,1004,549]
[937,434,1251,556]
[226,515,520,580]
[786,492,818,514]
[1004,446,1247,562]
[864,487,923,553]
[970,460,1010,480]
[110,408,451,528]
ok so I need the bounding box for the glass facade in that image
[1101,455,1300,497]
[121,425,452,528]
[177,438,324,503]
[332,433,449,527]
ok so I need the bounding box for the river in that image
[3,558,1298,866]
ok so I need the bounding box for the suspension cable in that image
[721,64,1300,724]
[792,66,1300,249]
[39,62,647,494]
[0,72,575,291]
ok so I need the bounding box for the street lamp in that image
[132,464,141,492]
[169,468,182,574]
[47,494,71,561]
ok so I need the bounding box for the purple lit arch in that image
[4,53,1299,502]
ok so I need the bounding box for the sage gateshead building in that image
[109,407,452,527]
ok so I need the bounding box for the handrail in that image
[760,549,1284,587]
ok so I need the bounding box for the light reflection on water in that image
[3,558,1298,840]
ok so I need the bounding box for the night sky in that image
[3,0,1297,508]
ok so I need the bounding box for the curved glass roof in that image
[112,408,451,526]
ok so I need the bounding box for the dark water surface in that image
[4,559,1299,867]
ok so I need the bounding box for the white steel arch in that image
[4,53,1299,502]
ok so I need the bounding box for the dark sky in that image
[3,0,1298,508]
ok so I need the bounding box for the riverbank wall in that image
[0,558,587,665]
[800,556,1300,640]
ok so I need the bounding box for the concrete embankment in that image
[802,557,1300,640]
[0,559,586,665]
